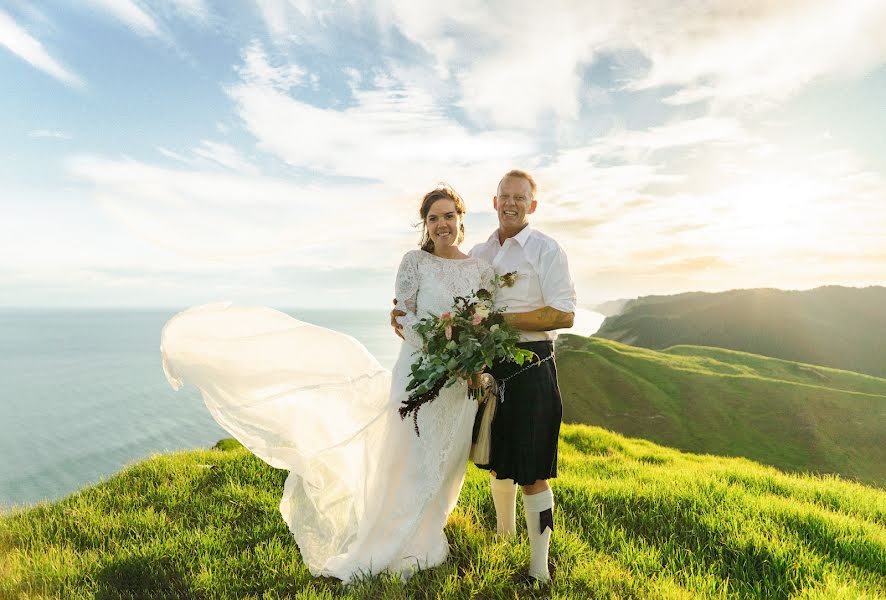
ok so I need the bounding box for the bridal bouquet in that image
[398,272,535,435]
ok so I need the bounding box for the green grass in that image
[2,426,885,599]
[556,335,886,488]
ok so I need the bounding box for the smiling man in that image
[468,169,576,582]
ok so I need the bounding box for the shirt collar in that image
[486,223,532,248]
[512,224,534,246]
[490,224,533,247]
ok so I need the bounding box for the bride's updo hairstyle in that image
[418,184,466,253]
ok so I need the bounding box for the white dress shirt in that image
[470,225,576,342]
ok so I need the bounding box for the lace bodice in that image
[395,249,496,349]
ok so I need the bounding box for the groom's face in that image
[494,176,536,231]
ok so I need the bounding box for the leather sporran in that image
[469,374,497,464]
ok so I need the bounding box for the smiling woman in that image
[418,184,467,259]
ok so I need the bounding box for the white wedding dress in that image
[160,250,495,582]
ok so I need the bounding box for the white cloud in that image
[156,145,192,163]
[8,2,884,308]
[586,117,754,163]
[29,129,72,139]
[64,154,410,265]
[533,136,886,303]
[382,1,616,128]
[517,116,754,223]
[252,0,295,43]
[252,0,344,45]
[192,141,260,174]
[220,27,886,304]
[156,141,260,175]
[236,39,305,90]
[0,10,84,88]
[262,0,886,126]
[79,0,211,41]
[163,0,210,23]
[250,1,608,126]
[228,43,536,193]
[623,0,886,107]
[84,0,161,38]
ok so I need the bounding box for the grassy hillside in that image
[2,426,884,599]
[556,334,886,488]
[593,286,886,378]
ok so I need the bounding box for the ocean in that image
[0,308,603,512]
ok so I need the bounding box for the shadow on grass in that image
[94,553,198,600]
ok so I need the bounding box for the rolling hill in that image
[593,286,886,378]
[556,334,886,488]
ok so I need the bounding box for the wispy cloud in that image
[0,10,84,88]
[157,140,260,175]
[64,154,410,265]
[84,0,161,38]
[156,146,191,163]
[4,2,884,308]
[29,129,72,140]
[192,141,260,174]
[79,0,211,44]
[156,140,259,174]
[261,1,886,126]
[628,0,886,107]
[387,2,615,128]
[219,34,886,303]
[228,41,535,192]
[235,39,305,90]
[590,117,754,157]
[252,0,336,45]
[162,0,210,24]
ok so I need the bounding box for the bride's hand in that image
[390,298,406,339]
[467,372,484,390]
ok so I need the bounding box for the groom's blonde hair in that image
[497,169,537,200]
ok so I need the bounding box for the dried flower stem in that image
[398,376,449,436]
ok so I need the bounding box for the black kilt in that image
[475,341,562,485]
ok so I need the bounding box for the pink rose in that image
[472,314,483,326]
[441,311,452,320]
[445,324,453,340]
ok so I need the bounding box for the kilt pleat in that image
[475,341,562,485]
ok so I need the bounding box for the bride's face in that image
[426,198,461,249]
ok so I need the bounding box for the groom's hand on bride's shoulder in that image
[390,299,406,339]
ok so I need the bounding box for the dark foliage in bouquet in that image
[398,272,535,435]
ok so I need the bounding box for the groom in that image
[393,169,576,582]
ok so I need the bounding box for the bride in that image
[160,184,495,582]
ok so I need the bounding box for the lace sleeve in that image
[395,251,424,349]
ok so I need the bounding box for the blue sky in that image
[2,0,885,309]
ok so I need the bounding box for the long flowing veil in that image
[160,302,393,573]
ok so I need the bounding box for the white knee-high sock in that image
[523,488,554,582]
[489,475,517,538]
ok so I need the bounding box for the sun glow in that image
[702,176,833,258]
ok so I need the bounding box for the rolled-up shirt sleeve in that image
[539,245,576,313]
